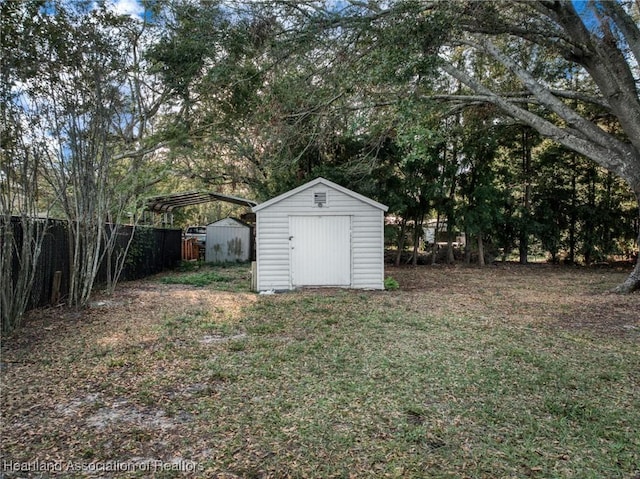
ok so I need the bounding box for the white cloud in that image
[106,0,144,19]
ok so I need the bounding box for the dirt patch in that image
[385,263,639,339]
[54,393,186,430]
[3,264,637,357]
[1,264,638,477]
[200,333,247,344]
[85,400,185,430]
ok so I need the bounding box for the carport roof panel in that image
[146,191,257,212]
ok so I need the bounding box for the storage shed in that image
[252,177,388,291]
[205,218,252,263]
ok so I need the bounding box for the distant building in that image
[423,219,466,247]
[205,218,252,263]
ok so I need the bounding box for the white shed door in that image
[290,215,351,287]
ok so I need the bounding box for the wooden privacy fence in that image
[5,217,181,312]
[182,238,201,261]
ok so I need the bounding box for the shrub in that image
[384,276,400,290]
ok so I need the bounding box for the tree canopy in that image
[2,0,639,297]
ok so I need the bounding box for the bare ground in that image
[385,263,639,338]
[1,263,638,478]
[4,263,638,351]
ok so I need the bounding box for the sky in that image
[106,0,145,19]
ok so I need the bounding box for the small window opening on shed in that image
[314,191,327,207]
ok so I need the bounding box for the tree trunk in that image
[446,225,455,264]
[585,166,598,266]
[519,127,532,265]
[614,195,640,293]
[478,233,485,267]
[431,213,441,265]
[395,219,407,267]
[446,184,457,265]
[614,234,640,294]
[615,256,640,293]
[464,230,471,264]
[568,155,577,264]
[412,217,422,266]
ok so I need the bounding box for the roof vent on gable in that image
[313,191,327,207]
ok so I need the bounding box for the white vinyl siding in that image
[205,218,251,263]
[254,178,387,291]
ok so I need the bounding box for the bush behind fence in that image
[7,216,181,312]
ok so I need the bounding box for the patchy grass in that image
[1,263,639,478]
[159,262,252,291]
[160,271,228,287]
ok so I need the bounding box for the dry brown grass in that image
[1,263,638,478]
[386,263,639,337]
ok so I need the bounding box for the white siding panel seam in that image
[254,179,386,291]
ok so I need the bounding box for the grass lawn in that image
[1,262,639,478]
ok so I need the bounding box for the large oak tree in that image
[148,0,640,291]
[442,0,640,292]
[276,0,640,291]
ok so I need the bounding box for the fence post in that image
[51,271,62,305]
[251,261,257,292]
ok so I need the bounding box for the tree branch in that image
[475,37,634,157]
[111,142,169,162]
[437,59,631,177]
[600,0,640,68]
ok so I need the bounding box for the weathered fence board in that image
[5,217,181,312]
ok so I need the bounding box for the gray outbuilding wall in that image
[205,218,251,263]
